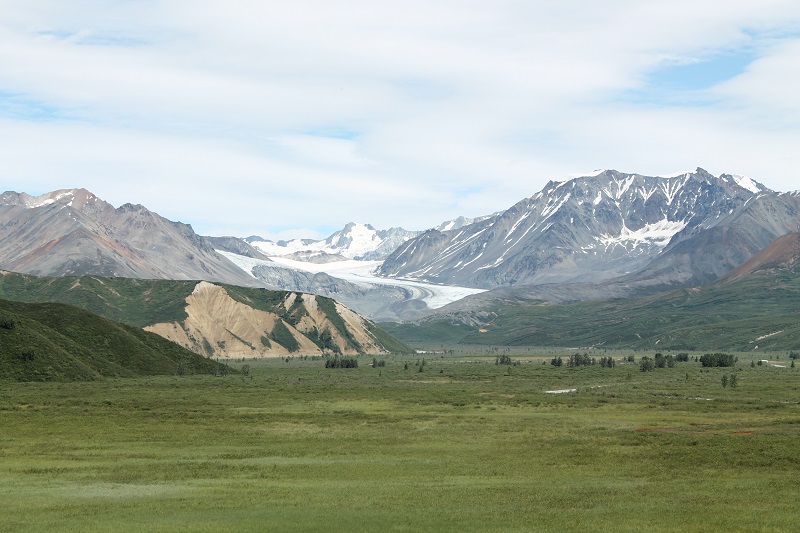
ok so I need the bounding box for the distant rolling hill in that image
[0,299,228,382]
[0,271,412,358]
[722,231,800,283]
[383,233,800,352]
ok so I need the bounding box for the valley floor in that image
[1,352,799,532]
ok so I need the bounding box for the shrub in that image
[599,356,615,368]
[15,350,35,362]
[0,318,15,330]
[568,353,595,367]
[700,353,737,368]
[639,356,655,372]
[325,355,358,368]
[551,356,563,367]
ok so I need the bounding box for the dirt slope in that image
[722,231,800,283]
[146,282,391,358]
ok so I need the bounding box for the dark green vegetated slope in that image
[364,320,416,354]
[385,272,800,351]
[0,299,228,381]
[0,272,194,327]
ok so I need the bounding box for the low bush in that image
[700,353,737,367]
[325,355,358,368]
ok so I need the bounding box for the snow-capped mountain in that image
[435,214,498,232]
[379,168,800,289]
[247,222,421,261]
[246,215,500,263]
[0,188,259,285]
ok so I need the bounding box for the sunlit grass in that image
[1,353,799,532]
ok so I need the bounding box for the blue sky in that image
[630,50,759,105]
[1,1,799,240]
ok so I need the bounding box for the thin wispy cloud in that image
[1,0,799,239]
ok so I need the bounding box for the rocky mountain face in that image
[621,190,800,287]
[379,169,800,290]
[204,236,271,260]
[0,188,259,286]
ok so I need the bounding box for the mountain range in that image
[243,217,494,263]
[246,222,420,261]
[379,168,800,293]
[382,230,800,351]
[3,167,799,326]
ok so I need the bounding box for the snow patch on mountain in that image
[31,191,74,208]
[730,175,762,194]
[568,169,606,179]
[1,188,102,210]
[596,219,687,250]
[249,239,318,256]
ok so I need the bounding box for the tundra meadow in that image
[1,351,799,532]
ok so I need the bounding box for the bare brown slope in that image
[145,282,392,358]
[722,231,800,283]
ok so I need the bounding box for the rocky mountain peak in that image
[0,188,257,285]
[379,169,789,289]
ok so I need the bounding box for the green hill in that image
[0,272,196,327]
[0,271,412,357]
[384,270,800,352]
[0,299,228,381]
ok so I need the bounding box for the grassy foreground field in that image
[1,352,799,532]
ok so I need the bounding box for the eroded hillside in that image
[145,282,405,358]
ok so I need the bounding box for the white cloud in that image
[1,0,800,237]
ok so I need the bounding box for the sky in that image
[1,1,800,240]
